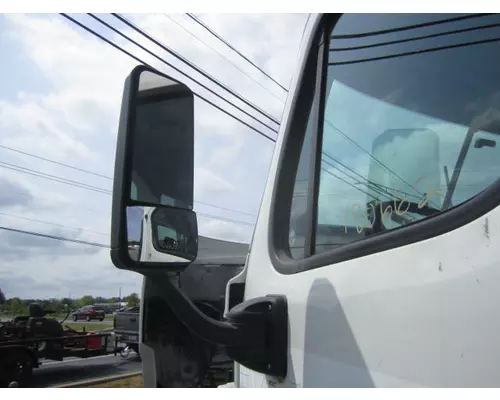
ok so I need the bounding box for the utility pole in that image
[119,287,122,302]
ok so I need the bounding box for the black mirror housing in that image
[110,65,288,382]
[111,65,197,272]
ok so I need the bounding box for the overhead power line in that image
[197,212,254,226]
[163,13,285,103]
[60,13,277,142]
[0,143,112,180]
[60,14,148,69]
[110,13,280,127]
[319,164,377,202]
[91,13,277,136]
[0,160,111,193]
[55,14,429,220]
[330,21,500,52]
[0,146,255,218]
[2,185,104,215]
[324,121,422,197]
[195,200,256,217]
[0,211,254,253]
[322,151,419,200]
[0,212,252,253]
[57,13,418,226]
[329,35,500,66]
[48,14,452,225]
[0,161,112,195]
[185,13,289,92]
[0,225,110,248]
[317,162,417,225]
[2,155,255,219]
[330,13,494,39]
[321,156,393,202]
[0,211,108,236]
[116,12,453,210]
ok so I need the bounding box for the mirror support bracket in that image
[225,294,288,378]
[145,270,288,378]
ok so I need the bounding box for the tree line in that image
[0,288,140,316]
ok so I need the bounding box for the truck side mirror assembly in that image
[110,65,288,378]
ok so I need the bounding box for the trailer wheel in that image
[15,350,33,385]
[0,349,33,387]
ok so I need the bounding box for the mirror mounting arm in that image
[145,271,288,378]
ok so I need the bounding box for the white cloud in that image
[197,217,251,244]
[0,13,307,298]
[195,166,236,196]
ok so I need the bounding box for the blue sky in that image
[0,13,309,298]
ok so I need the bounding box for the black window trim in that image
[302,24,330,259]
[268,13,333,267]
[269,13,500,275]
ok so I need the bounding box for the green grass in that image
[86,375,143,388]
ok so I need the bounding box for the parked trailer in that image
[0,305,115,387]
[0,331,114,387]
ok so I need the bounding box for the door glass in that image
[314,13,500,254]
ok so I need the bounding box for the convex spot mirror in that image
[111,65,198,271]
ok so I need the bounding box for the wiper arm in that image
[442,126,475,210]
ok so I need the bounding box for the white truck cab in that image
[111,13,500,387]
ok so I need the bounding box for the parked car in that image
[71,305,105,322]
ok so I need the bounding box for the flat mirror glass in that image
[129,70,194,210]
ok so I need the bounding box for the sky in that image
[0,13,309,299]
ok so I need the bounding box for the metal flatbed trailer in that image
[1,317,114,387]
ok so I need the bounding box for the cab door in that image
[239,13,500,387]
